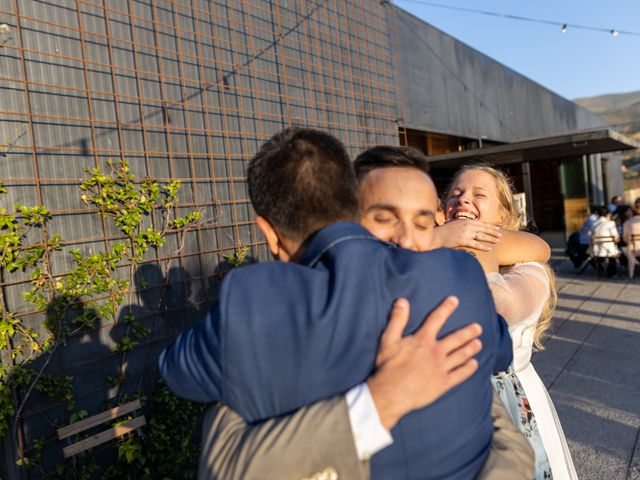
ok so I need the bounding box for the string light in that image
[395,0,640,37]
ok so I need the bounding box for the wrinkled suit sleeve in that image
[199,397,369,480]
[159,303,224,403]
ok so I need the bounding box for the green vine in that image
[0,161,215,477]
[79,160,201,394]
[0,195,64,450]
[224,244,250,269]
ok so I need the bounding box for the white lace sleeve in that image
[486,262,550,326]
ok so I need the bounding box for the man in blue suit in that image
[160,128,514,479]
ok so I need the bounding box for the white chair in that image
[589,235,620,278]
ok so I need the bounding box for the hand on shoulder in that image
[367,297,482,430]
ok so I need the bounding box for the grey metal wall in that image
[0,0,398,476]
[392,6,606,143]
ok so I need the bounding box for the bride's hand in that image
[432,219,502,251]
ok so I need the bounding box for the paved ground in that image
[536,233,640,479]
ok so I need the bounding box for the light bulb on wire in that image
[393,1,640,38]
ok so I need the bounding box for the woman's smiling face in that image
[445,169,508,226]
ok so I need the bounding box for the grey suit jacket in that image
[199,392,533,480]
[199,395,367,480]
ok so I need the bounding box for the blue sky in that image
[394,0,640,100]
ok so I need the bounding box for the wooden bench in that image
[57,399,145,458]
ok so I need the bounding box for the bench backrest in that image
[630,234,640,253]
[57,399,145,458]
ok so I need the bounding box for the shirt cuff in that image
[345,383,393,461]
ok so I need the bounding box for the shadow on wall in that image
[3,253,258,478]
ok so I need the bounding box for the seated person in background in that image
[160,129,516,480]
[615,205,633,268]
[607,194,623,214]
[623,203,640,279]
[565,205,600,270]
[616,205,633,238]
[579,205,599,247]
[588,205,621,277]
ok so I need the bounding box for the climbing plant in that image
[0,162,227,477]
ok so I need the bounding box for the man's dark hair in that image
[595,205,610,217]
[354,146,430,183]
[247,127,358,242]
[617,204,632,219]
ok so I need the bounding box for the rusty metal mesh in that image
[0,0,399,469]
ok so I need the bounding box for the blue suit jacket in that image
[160,222,512,479]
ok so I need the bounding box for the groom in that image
[160,128,513,479]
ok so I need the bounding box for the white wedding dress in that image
[487,262,578,480]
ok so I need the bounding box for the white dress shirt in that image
[345,383,393,460]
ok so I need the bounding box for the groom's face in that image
[357,166,439,252]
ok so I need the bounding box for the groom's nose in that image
[391,222,417,251]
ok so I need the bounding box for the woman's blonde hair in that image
[535,263,557,350]
[448,163,556,350]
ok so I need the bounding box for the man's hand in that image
[432,220,502,251]
[367,297,482,430]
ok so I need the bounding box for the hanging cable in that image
[395,0,640,37]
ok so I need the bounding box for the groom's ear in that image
[255,216,280,258]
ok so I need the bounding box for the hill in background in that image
[575,90,640,182]
[574,90,640,140]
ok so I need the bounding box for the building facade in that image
[0,1,398,476]
[391,7,636,233]
[0,1,635,477]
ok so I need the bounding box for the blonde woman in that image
[446,164,578,480]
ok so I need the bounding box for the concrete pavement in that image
[534,235,640,479]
